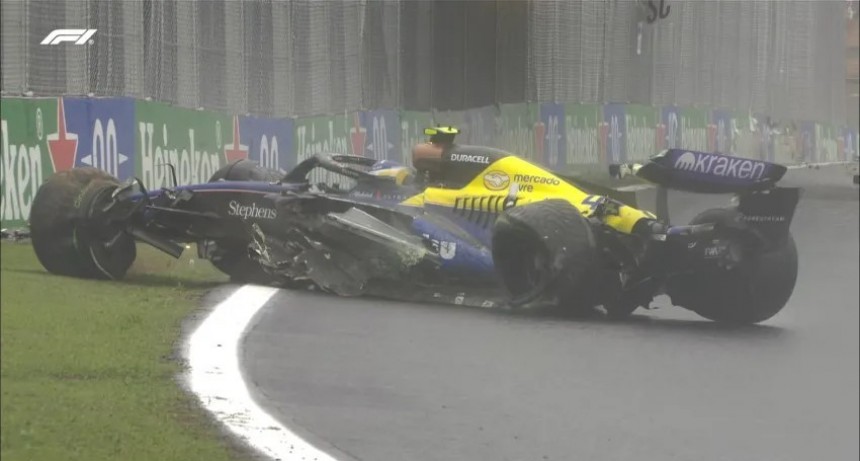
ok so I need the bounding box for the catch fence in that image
[0,0,849,125]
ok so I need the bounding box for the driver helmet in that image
[412,126,459,178]
[369,159,416,185]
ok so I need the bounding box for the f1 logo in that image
[41,29,97,45]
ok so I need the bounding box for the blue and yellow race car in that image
[29,127,801,324]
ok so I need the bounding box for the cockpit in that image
[412,127,510,189]
[278,126,511,193]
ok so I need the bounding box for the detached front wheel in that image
[29,168,136,280]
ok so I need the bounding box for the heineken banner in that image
[537,103,566,169]
[815,123,839,164]
[798,122,816,164]
[350,110,401,162]
[679,107,708,153]
[435,107,510,152]
[1,98,56,226]
[624,104,658,163]
[64,97,136,180]
[841,128,858,162]
[294,114,349,162]
[3,96,858,227]
[732,111,757,160]
[772,124,801,165]
[754,114,775,162]
[135,100,232,190]
[494,103,537,161]
[238,114,296,173]
[293,114,350,185]
[659,105,682,150]
[463,106,497,148]
[399,111,434,165]
[602,103,627,164]
[564,103,602,166]
[709,109,735,155]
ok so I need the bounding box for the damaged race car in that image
[28,126,801,324]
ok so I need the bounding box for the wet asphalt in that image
[239,166,858,461]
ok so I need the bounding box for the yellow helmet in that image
[424,126,460,145]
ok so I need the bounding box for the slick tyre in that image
[29,169,136,279]
[206,159,279,284]
[666,208,798,324]
[492,199,599,312]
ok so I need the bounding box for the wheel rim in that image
[82,183,135,279]
[523,248,549,289]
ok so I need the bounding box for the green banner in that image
[4,95,855,230]
[495,103,537,160]
[135,101,232,190]
[679,107,708,151]
[624,104,659,162]
[772,129,798,164]
[815,123,838,163]
[294,114,350,185]
[399,111,433,166]
[294,114,350,162]
[731,111,756,158]
[1,98,57,226]
[563,103,602,165]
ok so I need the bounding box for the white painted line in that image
[616,184,656,192]
[786,161,854,170]
[186,284,339,461]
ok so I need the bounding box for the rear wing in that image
[609,149,787,194]
[606,149,794,224]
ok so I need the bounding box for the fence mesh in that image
[0,0,850,126]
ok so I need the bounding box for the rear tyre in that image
[29,169,136,279]
[205,159,280,285]
[666,208,798,324]
[491,199,599,313]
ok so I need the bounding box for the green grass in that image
[0,241,254,461]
